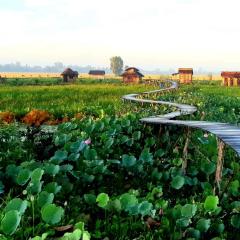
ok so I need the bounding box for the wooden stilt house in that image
[178,68,193,84]
[121,67,144,84]
[172,68,193,84]
[221,72,240,87]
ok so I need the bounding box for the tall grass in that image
[0,83,156,118]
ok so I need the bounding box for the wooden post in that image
[215,138,225,193]
[227,78,229,86]
[158,124,162,138]
[182,127,191,174]
[238,78,240,86]
[223,78,227,86]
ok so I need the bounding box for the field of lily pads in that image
[0,79,240,239]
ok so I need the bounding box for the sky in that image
[0,0,240,71]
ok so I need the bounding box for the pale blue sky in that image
[0,0,240,71]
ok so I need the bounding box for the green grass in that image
[0,83,156,118]
[2,77,121,86]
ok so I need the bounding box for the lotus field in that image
[0,78,240,239]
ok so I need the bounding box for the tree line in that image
[0,62,111,74]
[0,57,124,76]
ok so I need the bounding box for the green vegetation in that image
[110,56,124,75]
[160,83,240,124]
[0,79,240,239]
[1,77,63,86]
[2,77,121,86]
[0,82,155,119]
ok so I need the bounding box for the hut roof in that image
[178,68,193,74]
[221,72,240,78]
[125,67,140,72]
[89,70,105,75]
[121,72,144,77]
[121,67,144,77]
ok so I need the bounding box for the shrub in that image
[22,109,51,126]
[0,111,15,123]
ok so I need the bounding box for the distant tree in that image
[110,56,123,75]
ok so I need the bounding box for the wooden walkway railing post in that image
[182,127,191,174]
[214,139,225,194]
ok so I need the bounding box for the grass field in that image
[0,77,122,86]
[0,82,157,118]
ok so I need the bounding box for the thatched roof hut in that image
[121,67,144,84]
[61,68,78,82]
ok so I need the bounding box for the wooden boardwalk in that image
[122,80,240,156]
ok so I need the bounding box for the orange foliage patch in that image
[0,110,84,126]
[22,109,51,126]
[0,111,15,123]
[74,112,84,120]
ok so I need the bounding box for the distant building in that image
[121,67,144,84]
[221,72,240,86]
[178,68,193,84]
[88,70,105,79]
[61,68,78,82]
[172,68,193,84]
